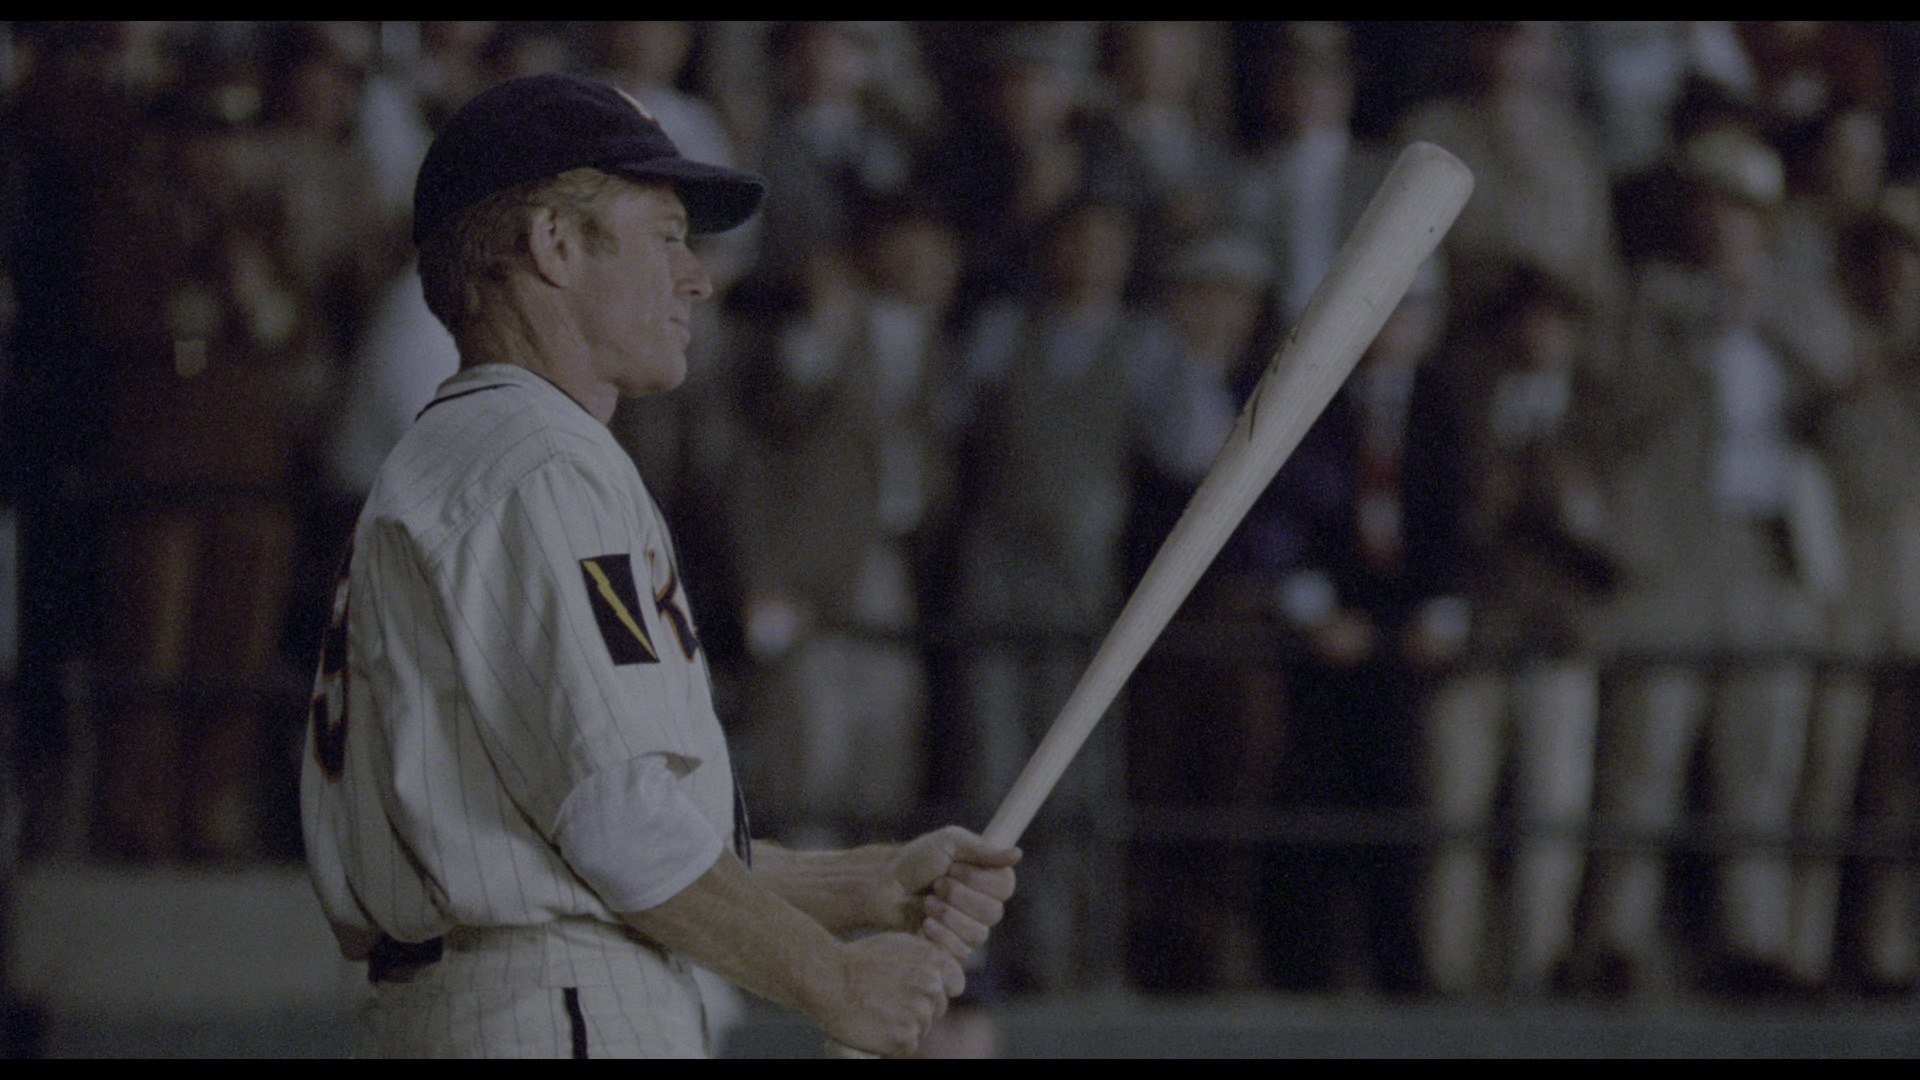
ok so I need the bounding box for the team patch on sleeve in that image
[580,554,661,665]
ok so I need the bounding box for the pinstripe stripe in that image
[564,988,590,1058]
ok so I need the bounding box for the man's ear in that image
[525,205,575,288]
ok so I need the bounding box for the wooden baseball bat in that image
[980,140,1473,849]
[828,141,1469,1059]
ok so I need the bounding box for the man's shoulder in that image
[366,366,636,548]
[385,369,598,477]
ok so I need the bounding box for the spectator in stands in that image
[1229,22,1392,330]
[721,202,965,850]
[1735,21,1892,133]
[1419,262,1619,996]
[401,21,498,130]
[85,58,312,861]
[1099,22,1237,272]
[1397,21,1624,334]
[1801,186,1920,995]
[1612,78,1772,277]
[1122,231,1278,993]
[749,22,921,289]
[259,23,407,438]
[1750,103,1900,996]
[1772,102,1891,384]
[1568,21,1756,181]
[1255,254,1464,997]
[944,195,1233,992]
[1573,129,1842,998]
[351,22,486,222]
[320,265,458,514]
[927,24,1133,321]
[479,20,575,84]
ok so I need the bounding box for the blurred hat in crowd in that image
[150,70,264,132]
[1865,185,1920,253]
[263,20,375,76]
[412,72,766,246]
[1483,259,1592,325]
[988,23,1095,75]
[1168,233,1273,290]
[1273,21,1351,74]
[1675,128,1784,207]
[1666,74,1764,145]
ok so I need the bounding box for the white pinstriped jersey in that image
[300,363,739,1054]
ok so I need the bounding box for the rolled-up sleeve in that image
[552,754,724,913]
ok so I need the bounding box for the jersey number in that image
[309,539,353,781]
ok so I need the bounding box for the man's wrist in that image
[754,841,906,936]
[791,935,856,1025]
[870,842,918,933]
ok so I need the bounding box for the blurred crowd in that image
[3,20,1920,1008]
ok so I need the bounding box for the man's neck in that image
[458,302,615,424]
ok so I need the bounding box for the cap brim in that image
[606,157,766,235]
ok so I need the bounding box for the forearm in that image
[750,841,907,937]
[619,848,846,1017]
[621,846,961,1057]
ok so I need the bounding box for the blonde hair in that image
[417,167,628,339]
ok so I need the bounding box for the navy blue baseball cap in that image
[412,73,766,247]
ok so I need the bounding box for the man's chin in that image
[621,357,689,399]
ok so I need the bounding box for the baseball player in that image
[299,73,1018,1059]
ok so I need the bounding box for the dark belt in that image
[368,934,444,983]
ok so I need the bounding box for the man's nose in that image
[680,249,714,301]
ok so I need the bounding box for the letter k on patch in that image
[580,554,661,665]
